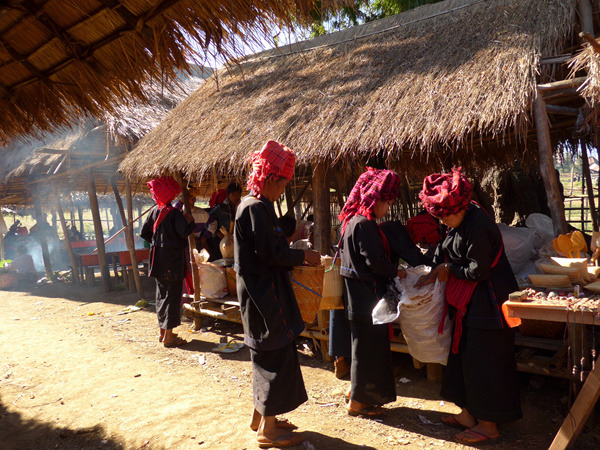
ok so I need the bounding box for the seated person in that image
[204,182,242,261]
[291,223,314,250]
[8,246,37,283]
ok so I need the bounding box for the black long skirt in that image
[441,325,522,423]
[250,343,308,416]
[155,278,182,330]
[350,319,396,405]
[329,309,352,359]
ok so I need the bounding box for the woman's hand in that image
[304,249,321,266]
[414,263,451,288]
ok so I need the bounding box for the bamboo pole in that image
[174,173,201,327]
[112,177,143,298]
[533,90,568,235]
[52,183,80,285]
[126,179,144,298]
[581,143,598,231]
[312,162,331,255]
[78,207,84,237]
[33,196,53,278]
[88,169,111,291]
[578,0,594,36]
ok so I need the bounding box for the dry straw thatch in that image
[0,0,348,143]
[570,38,600,106]
[0,72,203,207]
[119,0,577,183]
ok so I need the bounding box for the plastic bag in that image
[526,213,554,244]
[372,277,405,324]
[497,223,535,274]
[197,262,228,298]
[398,278,452,365]
[219,234,234,259]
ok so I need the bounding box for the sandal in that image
[441,414,469,429]
[455,429,499,444]
[347,405,385,418]
[257,432,304,448]
[163,336,187,348]
[250,418,298,432]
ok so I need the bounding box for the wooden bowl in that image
[528,274,571,288]
[539,264,582,282]
[550,257,591,282]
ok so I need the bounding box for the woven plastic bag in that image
[198,262,228,298]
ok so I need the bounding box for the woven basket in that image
[320,257,344,310]
[290,265,324,323]
[225,267,237,297]
[0,272,17,290]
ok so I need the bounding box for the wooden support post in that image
[174,173,201,329]
[0,213,6,260]
[88,169,111,292]
[52,184,80,285]
[285,184,294,217]
[581,143,598,231]
[125,179,144,298]
[112,177,143,298]
[33,196,53,278]
[78,207,84,237]
[549,359,600,449]
[578,0,594,36]
[533,90,569,235]
[312,162,331,255]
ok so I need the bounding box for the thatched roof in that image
[570,38,600,106]
[0,0,348,143]
[0,72,203,207]
[119,0,578,183]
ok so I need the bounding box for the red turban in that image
[147,176,181,208]
[247,140,296,194]
[407,213,441,246]
[419,168,472,218]
[209,189,227,209]
[339,168,400,222]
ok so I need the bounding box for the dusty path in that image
[0,282,598,449]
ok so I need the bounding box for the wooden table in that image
[504,299,600,449]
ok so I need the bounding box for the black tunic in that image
[141,205,195,330]
[234,194,307,416]
[339,214,397,406]
[436,203,522,423]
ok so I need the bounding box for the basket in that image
[320,257,344,310]
[290,265,325,323]
[226,267,237,297]
[0,272,17,290]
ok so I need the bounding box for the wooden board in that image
[504,301,598,325]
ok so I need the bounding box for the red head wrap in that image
[419,168,472,218]
[247,140,295,194]
[147,176,181,209]
[406,213,441,246]
[339,168,400,222]
[209,189,228,209]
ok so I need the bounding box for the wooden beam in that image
[174,173,201,327]
[312,162,331,255]
[52,183,80,285]
[533,90,568,235]
[88,169,111,291]
[112,177,143,298]
[577,0,594,36]
[33,196,53,278]
[546,105,580,116]
[538,77,587,92]
[581,143,598,231]
[580,32,600,53]
[125,179,144,298]
[549,360,600,449]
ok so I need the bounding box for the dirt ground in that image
[1,280,600,450]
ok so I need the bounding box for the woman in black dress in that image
[338,167,403,417]
[416,169,522,444]
[234,140,320,448]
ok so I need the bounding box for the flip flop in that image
[347,405,385,418]
[163,337,187,348]
[212,340,244,353]
[250,418,298,432]
[257,432,304,448]
[455,429,499,444]
[441,415,469,429]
